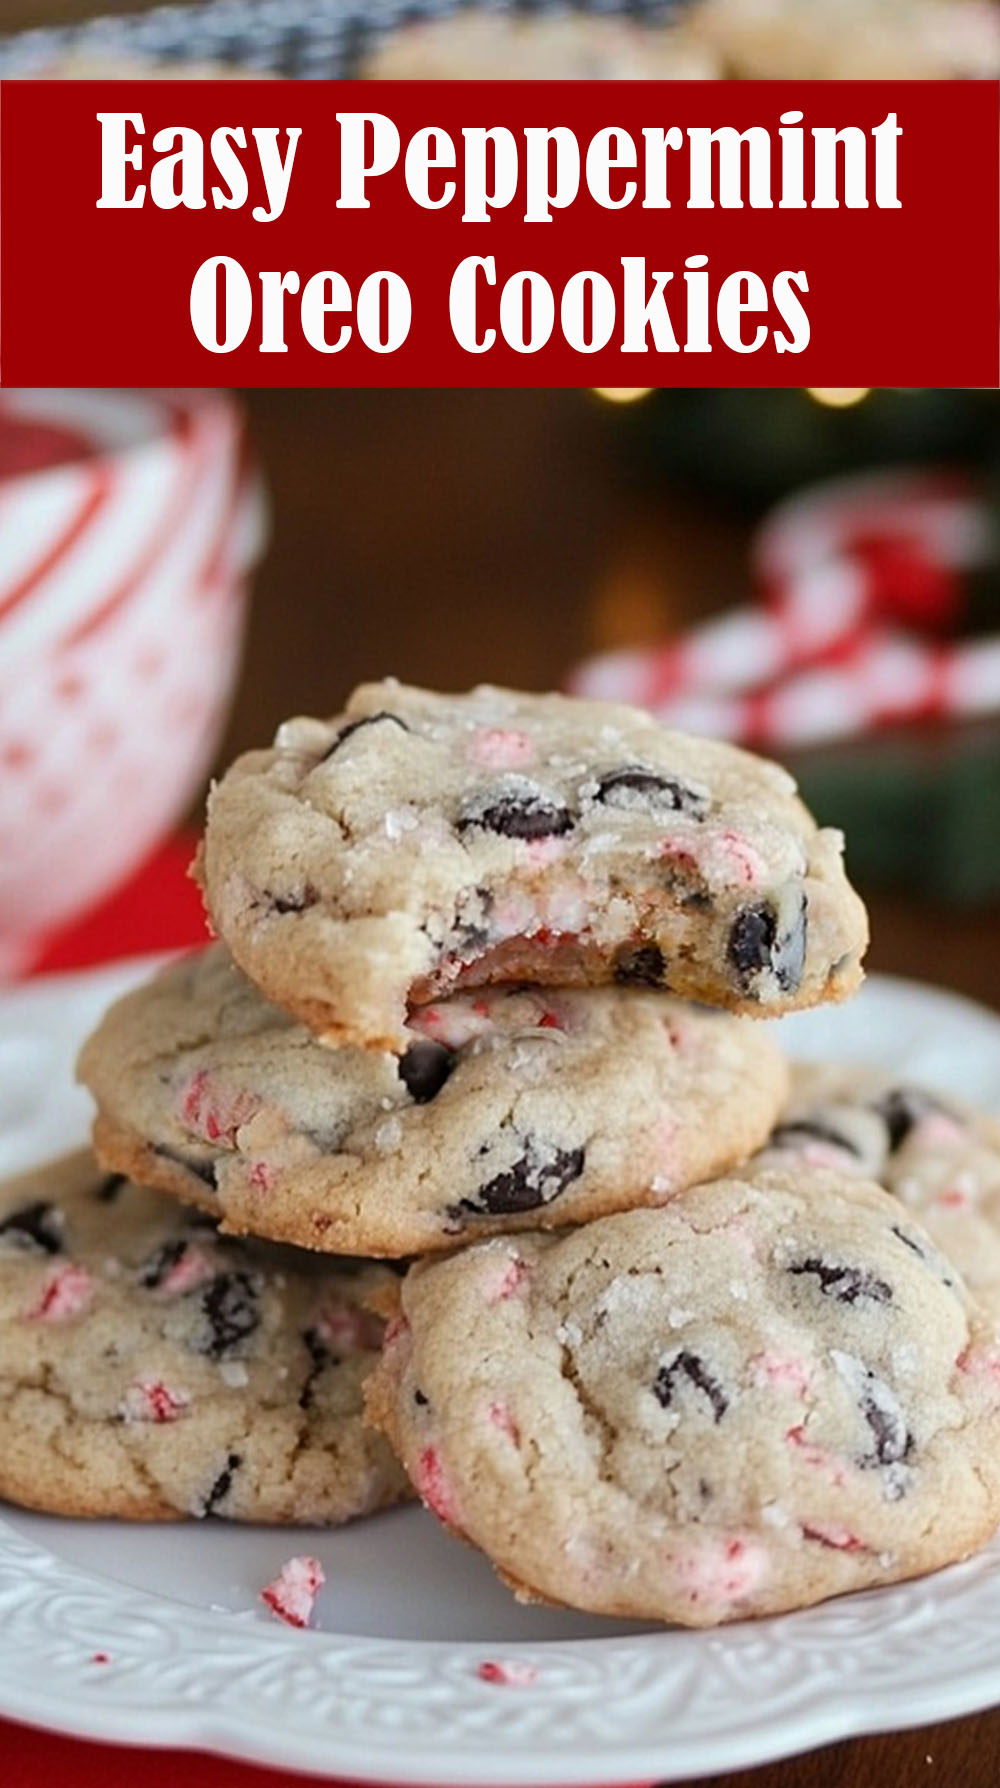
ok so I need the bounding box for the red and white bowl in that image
[0,389,266,976]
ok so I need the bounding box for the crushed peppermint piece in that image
[121,1379,191,1424]
[180,1069,261,1146]
[156,1244,216,1298]
[415,1445,459,1525]
[801,1521,866,1552]
[487,1401,520,1442]
[485,1254,530,1304]
[28,1263,92,1323]
[316,1301,384,1352]
[260,1556,326,1629]
[476,1659,539,1686]
[469,728,536,770]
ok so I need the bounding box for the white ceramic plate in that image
[2,960,1000,1784]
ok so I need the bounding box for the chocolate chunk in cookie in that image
[195,1271,262,1358]
[0,1201,64,1256]
[591,766,709,818]
[613,943,667,987]
[397,1040,457,1104]
[457,781,576,842]
[457,1141,586,1217]
[653,1350,728,1422]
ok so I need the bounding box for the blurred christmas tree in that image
[610,388,1000,513]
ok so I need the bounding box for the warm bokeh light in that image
[591,387,655,405]
[804,387,872,408]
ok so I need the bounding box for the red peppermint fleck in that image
[718,829,765,886]
[530,927,570,947]
[956,1346,1000,1394]
[180,1068,211,1126]
[247,1160,278,1193]
[90,1652,111,1665]
[415,1445,459,1526]
[785,1425,847,1487]
[789,1139,857,1172]
[801,1522,866,1552]
[157,1244,215,1298]
[537,1009,564,1031]
[751,1352,812,1398]
[660,843,700,876]
[29,1264,92,1324]
[383,1313,410,1348]
[487,1401,520,1443]
[469,727,535,771]
[316,1301,384,1353]
[477,1659,538,1687]
[180,1069,260,1147]
[935,1187,971,1211]
[674,1534,768,1606]
[486,1255,530,1305]
[260,1556,326,1629]
[914,1112,965,1149]
[123,1379,191,1424]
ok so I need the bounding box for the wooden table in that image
[5,0,168,30]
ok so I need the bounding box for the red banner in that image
[1,79,997,387]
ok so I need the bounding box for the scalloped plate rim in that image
[1,958,1000,1783]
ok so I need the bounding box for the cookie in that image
[366,1169,1000,1625]
[0,1151,411,1523]
[363,10,721,79]
[758,1063,1000,1321]
[78,945,788,1257]
[197,680,868,1049]
[692,0,999,77]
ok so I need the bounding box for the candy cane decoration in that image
[569,466,1000,749]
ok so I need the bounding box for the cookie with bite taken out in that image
[197,680,868,1051]
[78,943,788,1257]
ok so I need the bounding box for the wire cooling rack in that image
[0,0,691,78]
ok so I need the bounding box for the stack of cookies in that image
[6,679,1000,1628]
